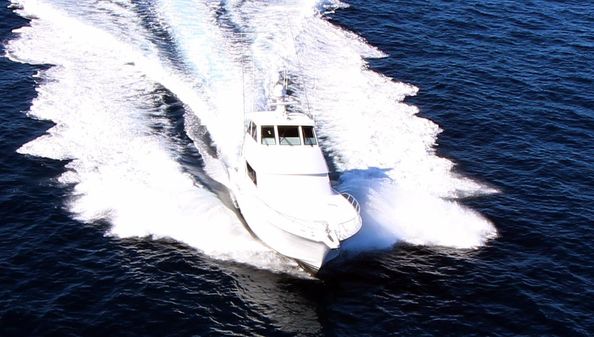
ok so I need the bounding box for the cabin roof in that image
[246,110,315,126]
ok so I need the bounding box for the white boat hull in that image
[229,99,362,274]
[234,187,339,273]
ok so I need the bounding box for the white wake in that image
[7,0,299,274]
[7,0,497,275]
[170,0,498,249]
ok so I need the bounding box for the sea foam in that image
[8,0,300,274]
[8,0,497,275]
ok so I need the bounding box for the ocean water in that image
[1,0,593,336]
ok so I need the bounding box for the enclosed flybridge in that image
[229,101,362,274]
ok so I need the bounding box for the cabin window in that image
[278,126,301,145]
[249,122,257,141]
[246,162,257,186]
[261,126,276,145]
[302,126,317,145]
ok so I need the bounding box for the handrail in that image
[257,192,361,241]
[263,201,329,240]
[340,192,361,214]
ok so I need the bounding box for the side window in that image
[302,126,317,145]
[246,162,257,186]
[278,126,301,145]
[261,126,276,145]
[249,122,257,141]
[247,121,253,140]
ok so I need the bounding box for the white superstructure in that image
[229,99,362,274]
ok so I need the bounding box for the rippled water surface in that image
[1,0,593,336]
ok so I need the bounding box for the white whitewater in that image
[220,0,497,250]
[7,0,298,274]
[7,0,497,275]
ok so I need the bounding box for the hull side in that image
[235,191,336,273]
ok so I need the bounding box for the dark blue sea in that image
[1,0,593,336]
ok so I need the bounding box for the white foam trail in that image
[338,170,497,250]
[217,0,498,249]
[154,0,246,171]
[9,0,498,270]
[7,0,304,275]
[223,0,490,193]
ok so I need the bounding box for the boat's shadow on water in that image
[214,251,411,336]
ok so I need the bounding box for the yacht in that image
[229,95,362,274]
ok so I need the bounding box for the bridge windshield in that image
[278,126,301,145]
[302,126,317,145]
[261,126,276,145]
